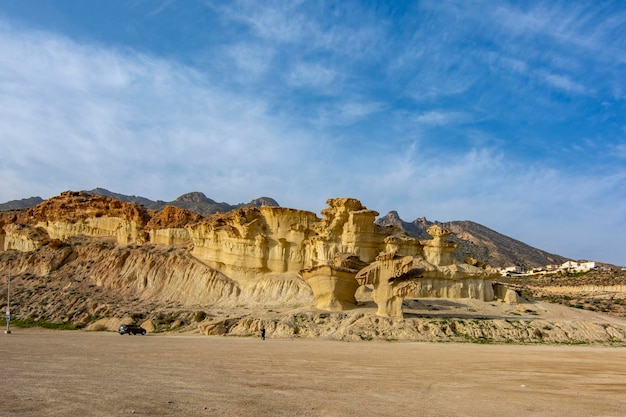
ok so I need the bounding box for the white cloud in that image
[493,55,529,74]
[491,2,626,64]
[146,1,173,18]
[351,140,626,264]
[413,111,469,126]
[612,143,626,159]
[537,70,588,95]
[287,62,338,91]
[215,0,386,64]
[0,22,322,202]
[404,57,481,100]
[313,100,383,127]
[226,42,275,80]
[215,0,312,44]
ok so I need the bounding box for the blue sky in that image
[0,1,625,265]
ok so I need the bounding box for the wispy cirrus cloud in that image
[313,100,384,127]
[491,2,626,60]
[413,111,470,126]
[537,70,589,95]
[612,143,626,159]
[0,20,324,202]
[215,0,385,56]
[225,42,275,80]
[217,0,310,44]
[287,61,340,91]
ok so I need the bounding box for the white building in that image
[499,265,523,276]
[559,260,597,272]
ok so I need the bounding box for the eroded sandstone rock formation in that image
[354,225,501,318]
[356,251,425,318]
[301,254,369,311]
[0,191,508,319]
[186,198,396,280]
[26,191,152,245]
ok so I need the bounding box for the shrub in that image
[194,311,207,322]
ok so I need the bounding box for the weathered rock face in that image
[239,274,314,307]
[148,228,191,246]
[354,224,502,318]
[189,206,318,276]
[21,191,149,245]
[187,199,397,282]
[3,223,50,251]
[41,216,147,245]
[493,283,520,304]
[89,244,241,306]
[27,191,151,225]
[301,253,370,311]
[411,277,496,301]
[421,224,458,266]
[310,198,391,264]
[1,191,205,249]
[302,266,360,310]
[356,251,425,318]
[146,204,203,229]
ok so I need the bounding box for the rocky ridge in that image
[86,188,279,216]
[376,212,568,268]
[0,196,44,211]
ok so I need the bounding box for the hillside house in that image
[499,265,524,276]
[559,260,597,272]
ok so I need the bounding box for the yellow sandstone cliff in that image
[1,191,503,317]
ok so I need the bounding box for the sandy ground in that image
[0,329,625,416]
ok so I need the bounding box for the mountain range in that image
[0,188,279,216]
[0,188,569,268]
[375,211,568,268]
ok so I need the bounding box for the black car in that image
[118,324,146,335]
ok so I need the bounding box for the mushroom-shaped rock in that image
[421,224,458,266]
[301,253,368,311]
[355,251,425,319]
[301,265,360,311]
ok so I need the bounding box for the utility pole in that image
[4,264,10,334]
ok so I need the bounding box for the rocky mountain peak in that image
[0,196,44,211]
[175,192,215,204]
[246,197,279,207]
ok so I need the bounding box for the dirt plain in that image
[1,329,625,417]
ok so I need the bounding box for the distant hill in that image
[0,196,44,211]
[376,211,569,269]
[1,189,280,217]
[86,188,280,216]
[85,188,164,209]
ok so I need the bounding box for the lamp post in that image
[4,264,10,334]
